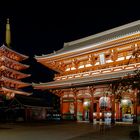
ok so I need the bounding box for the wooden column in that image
[72,88,78,121]
[82,98,85,121]
[97,102,100,120]
[115,101,119,121]
[111,94,115,123]
[88,86,94,122]
[90,97,94,122]
[111,83,116,124]
[134,89,138,122]
[74,96,77,120]
[60,97,63,120]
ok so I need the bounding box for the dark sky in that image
[0,1,140,97]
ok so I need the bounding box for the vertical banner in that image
[99,53,105,64]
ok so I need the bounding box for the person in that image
[99,122,104,133]
[133,114,136,123]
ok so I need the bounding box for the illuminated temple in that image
[0,19,31,99]
[34,20,140,123]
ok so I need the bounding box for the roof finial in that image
[6,18,11,47]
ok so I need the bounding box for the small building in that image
[4,95,53,122]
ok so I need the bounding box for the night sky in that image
[0,1,140,99]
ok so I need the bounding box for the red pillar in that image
[115,102,119,121]
[111,94,115,123]
[82,99,85,121]
[97,102,100,120]
[60,97,63,120]
[74,97,77,120]
[90,97,94,122]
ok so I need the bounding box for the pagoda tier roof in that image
[0,66,30,79]
[0,87,32,96]
[0,45,28,61]
[0,76,31,88]
[33,69,135,90]
[35,20,140,60]
[0,55,29,70]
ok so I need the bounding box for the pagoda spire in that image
[5,18,11,47]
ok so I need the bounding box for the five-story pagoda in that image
[0,19,31,99]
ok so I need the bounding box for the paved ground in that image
[0,121,139,140]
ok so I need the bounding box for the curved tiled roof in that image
[0,45,28,61]
[0,55,29,70]
[33,69,135,90]
[1,87,32,96]
[0,76,31,88]
[35,20,140,59]
[0,65,30,79]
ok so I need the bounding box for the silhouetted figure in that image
[99,123,104,134]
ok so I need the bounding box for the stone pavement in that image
[0,121,139,140]
[69,124,139,140]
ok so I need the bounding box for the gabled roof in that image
[35,20,140,59]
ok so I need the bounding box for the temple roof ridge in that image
[0,55,29,68]
[1,86,32,96]
[35,20,140,59]
[0,75,31,87]
[0,44,29,60]
[0,65,31,79]
[64,20,140,46]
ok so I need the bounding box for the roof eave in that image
[33,69,135,90]
[34,32,140,60]
[0,45,29,60]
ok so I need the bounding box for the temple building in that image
[0,19,31,100]
[34,20,140,123]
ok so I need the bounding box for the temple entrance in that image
[120,99,133,122]
[77,99,90,121]
[62,99,75,120]
[99,96,112,124]
[83,99,90,121]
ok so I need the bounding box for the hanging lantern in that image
[99,96,111,110]
[83,99,90,110]
[121,99,132,107]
